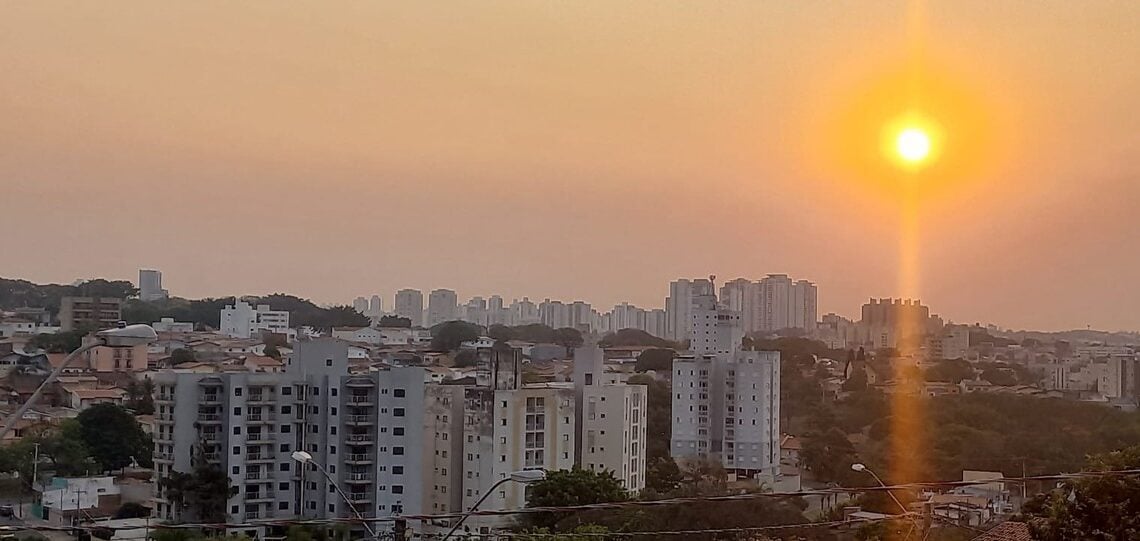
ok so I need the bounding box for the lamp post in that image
[291,450,377,539]
[0,324,158,441]
[851,463,908,515]
[442,469,546,541]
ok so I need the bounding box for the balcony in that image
[247,393,276,405]
[203,453,221,463]
[246,491,275,502]
[348,493,372,503]
[201,432,222,442]
[154,432,173,443]
[156,394,175,403]
[347,395,374,405]
[197,413,220,423]
[345,415,373,426]
[244,472,272,481]
[200,394,221,405]
[246,453,274,463]
[154,452,173,462]
[243,511,262,521]
[345,434,374,445]
[345,378,374,388]
[345,473,372,483]
[345,453,373,464]
[246,433,274,444]
[246,413,274,424]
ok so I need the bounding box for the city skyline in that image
[4,3,1139,333]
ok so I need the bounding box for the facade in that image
[463,297,488,327]
[220,301,291,339]
[670,284,780,479]
[508,298,540,326]
[352,297,369,315]
[369,295,383,317]
[152,339,427,535]
[573,344,646,491]
[59,297,123,332]
[394,289,424,327]
[139,269,168,302]
[757,275,817,332]
[427,289,458,327]
[152,317,194,333]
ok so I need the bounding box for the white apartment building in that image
[508,298,540,326]
[427,289,458,327]
[369,295,383,317]
[152,339,426,538]
[152,317,195,333]
[462,297,488,327]
[757,274,817,332]
[220,301,290,339]
[394,289,424,327]
[665,278,715,342]
[670,283,780,479]
[573,344,646,491]
[487,296,507,326]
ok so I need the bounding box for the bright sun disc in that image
[896,128,931,162]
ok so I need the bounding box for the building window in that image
[394,427,404,436]
[393,466,403,474]
[394,389,405,398]
[331,407,337,416]
[233,427,241,435]
[393,447,404,455]
[280,444,289,452]
[234,388,243,397]
[394,408,405,417]
[282,405,291,414]
[278,502,289,510]
[279,482,289,491]
[232,446,240,455]
[326,359,333,367]
[281,425,291,433]
[231,466,240,474]
[331,388,337,396]
[233,407,241,416]
[282,387,292,395]
[392,485,403,494]
[279,463,290,472]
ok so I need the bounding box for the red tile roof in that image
[973,521,1031,541]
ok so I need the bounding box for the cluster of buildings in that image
[150,338,646,538]
[351,273,818,342]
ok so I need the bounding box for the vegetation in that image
[0,278,137,317]
[113,502,151,519]
[552,327,585,351]
[0,420,100,479]
[598,328,677,348]
[633,348,675,372]
[119,293,367,331]
[28,330,87,353]
[160,451,239,522]
[524,468,628,529]
[77,403,152,470]
[1021,445,1140,540]
[377,315,411,328]
[124,377,155,415]
[430,320,483,351]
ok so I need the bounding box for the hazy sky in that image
[3,2,1138,331]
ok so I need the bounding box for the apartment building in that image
[573,344,646,492]
[59,297,122,331]
[394,289,424,327]
[219,301,290,339]
[669,283,780,480]
[427,289,458,327]
[152,339,426,538]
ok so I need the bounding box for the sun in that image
[896,128,931,163]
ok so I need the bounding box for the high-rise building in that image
[59,297,123,332]
[462,297,488,327]
[572,344,646,491]
[139,269,168,302]
[352,297,369,314]
[539,299,569,329]
[394,289,424,327]
[669,285,780,480]
[151,339,427,536]
[487,296,507,326]
[509,298,539,326]
[757,275,817,332]
[369,295,383,317]
[719,278,761,333]
[220,301,290,338]
[665,278,715,342]
[427,289,458,327]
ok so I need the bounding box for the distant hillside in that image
[1,277,367,331]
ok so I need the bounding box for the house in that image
[972,521,1031,541]
[242,355,284,373]
[61,386,127,410]
[36,477,123,525]
[460,336,496,350]
[331,326,384,345]
[928,494,994,527]
[780,435,803,467]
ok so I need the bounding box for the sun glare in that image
[896,127,931,163]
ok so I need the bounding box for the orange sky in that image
[2,2,1138,331]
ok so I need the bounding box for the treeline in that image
[0,278,137,316]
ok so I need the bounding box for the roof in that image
[66,388,126,400]
[243,355,283,367]
[972,521,1031,541]
[780,435,803,451]
[45,353,71,368]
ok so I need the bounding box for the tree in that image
[980,366,1017,386]
[598,329,676,348]
[29,330,86,353]
[160,451,238,523]
[378,315,412,328]
[488,324,514,341]
[525,468,627,529]
[77,404,151,471]
[552,327,584,353]
[170,348,196,365]
[800,427,859,484]
[634,348,675,373]
[453,349,478,368]
[627,374,671,462]
[113,502,151,519]
[125,377,155,415]
[924,359,975,384]
[644,456,682,494]
[262,344,281,360]
[430,321,482,351]
[1022,445,1140,540]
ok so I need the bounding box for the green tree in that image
[634,348,675,372]
[924,359,975,383]
[643,456,682,495]
[453,349,478,368]
[378,315,412,328]
[125,377,155,415]
[488,324,515,341]
[170,348,196,365]
[598,329,676,348]
[626,374,671,462]
[1022,445,1140,540]
[77,404,151,471]
[800,427,859,484]
[430,321,482,351]
[552,327,584,353]
[113,502,151,519]
[160,451,238,523]
[29,330,87,353]
[263,344,281,360]
[525,468,627,529]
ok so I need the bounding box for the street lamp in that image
[442,469,546,541]
[851,463,908,515]
[291,450,377,539]
[0,324,158,441]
